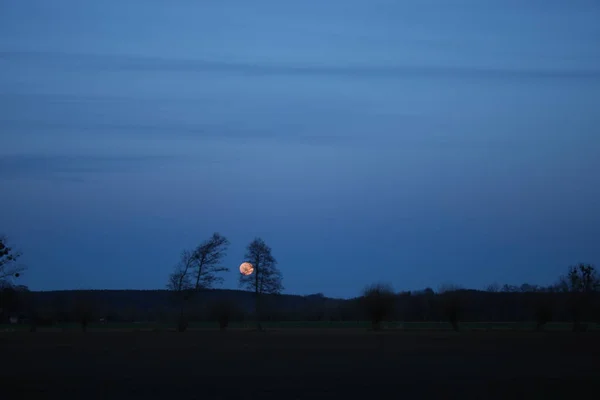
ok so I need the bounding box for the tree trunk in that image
[254,259,262,331]
[255,290,262,331]
[177,296,188,332]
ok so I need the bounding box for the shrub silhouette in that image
[534,298,553,331]
[210,299,238,331]
[437,284,463,331]
[74,295,95,333]
[361,283,395,331]
[561,263,599,331]
[441,293,461,331]
[177,315,188,332]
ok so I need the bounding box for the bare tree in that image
[166,233,230,331]
[0,235,25,284]
[560,263,599,331]
[485,282,500,293]
[501,284,519,293]
[519,283,539,292]
[190,233,230,290]
[361,283,396,331]
[438,283,463,331]
[565,263,599,293]
[239,237,283,330]
[167,250,196,332]
[167,250,195,293]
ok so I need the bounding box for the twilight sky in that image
[1,0,599,298]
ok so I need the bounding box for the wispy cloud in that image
[0,154,178,182]
[2,50,599,81]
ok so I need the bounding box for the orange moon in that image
[239,262,254,276]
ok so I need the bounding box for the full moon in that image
[239,262,254,276]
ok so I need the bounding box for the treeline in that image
[1,278,599,332]
[1,234,599,332]
[360,263,600,332]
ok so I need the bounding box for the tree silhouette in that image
[560,263,599,331]
[209,299,239,331]
[0,235,25,284]
[486,283,500,292]
[190,233,230,290]
[438,283,463,331]
[167,233,230,331]
[239,237,283,330]
[361,283,395,330]
[534,296,553,331]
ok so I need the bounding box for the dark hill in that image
[2,287,598,326]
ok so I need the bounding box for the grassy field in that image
[2,320,599,332]
[1,328,599,399]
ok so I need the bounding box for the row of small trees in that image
[361,263,600,332]
[166,233,284,331]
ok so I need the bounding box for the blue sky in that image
[1,0,599,298]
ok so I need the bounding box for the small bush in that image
[177,315,188,332]
[74,295,95,333]
[535,302,553,331]
[361,283,396,331]
[210,300,238,331]
[440,292,461,332]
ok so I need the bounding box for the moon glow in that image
[239,262,254,276]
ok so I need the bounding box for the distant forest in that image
[1,234,599,332]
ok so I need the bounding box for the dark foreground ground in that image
[1,330,599,399]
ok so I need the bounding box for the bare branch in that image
[191,233,230,290]
[0,235,26,283]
